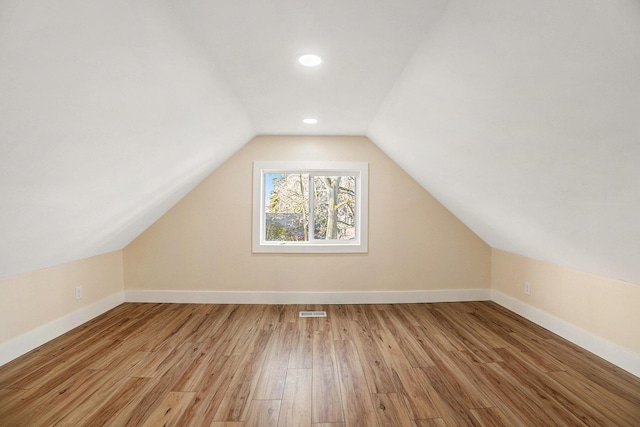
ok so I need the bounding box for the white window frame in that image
[252,161,368,253]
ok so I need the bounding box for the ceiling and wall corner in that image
[1,0,639,287]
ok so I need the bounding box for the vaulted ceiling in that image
[1,0,639,284]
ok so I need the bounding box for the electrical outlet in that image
[524,281,531,296]
[75,286,82,300]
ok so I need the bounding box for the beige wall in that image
[0,251,124,344]
[3,138,637,370]
[492,248,640,354]
[124,136,491,292]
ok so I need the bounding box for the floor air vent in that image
[299,311,327,318]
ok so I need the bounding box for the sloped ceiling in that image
[369,0,640,284]
[0,0,254,278]
[1,0,639,284]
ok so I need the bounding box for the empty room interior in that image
[1,0,639,426]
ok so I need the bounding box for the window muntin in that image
[253,162,368,253]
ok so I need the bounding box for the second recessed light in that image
[298,54,322,67]
[303,118,318,124]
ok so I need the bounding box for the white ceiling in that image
[168,0,448,135]
[1,0,639,284]
[369,0,640,284]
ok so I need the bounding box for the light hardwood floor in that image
[0,302,638,426]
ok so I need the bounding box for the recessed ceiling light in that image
[303,118,318,124]
[298,54,322,67]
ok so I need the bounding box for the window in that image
[253,161,368,253]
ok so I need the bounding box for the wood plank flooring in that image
[1,301,639,426]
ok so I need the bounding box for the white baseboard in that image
[0,292,125,367]
[491,290,640,378]
[124,288,491,305]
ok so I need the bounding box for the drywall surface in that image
[124,136,491,293]
[492,248,640,354]
[0,251,124,344]
[0,0,253,279]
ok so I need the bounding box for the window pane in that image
[253,161,367,253]
[313,175,356,240]
[264,173,309,241]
